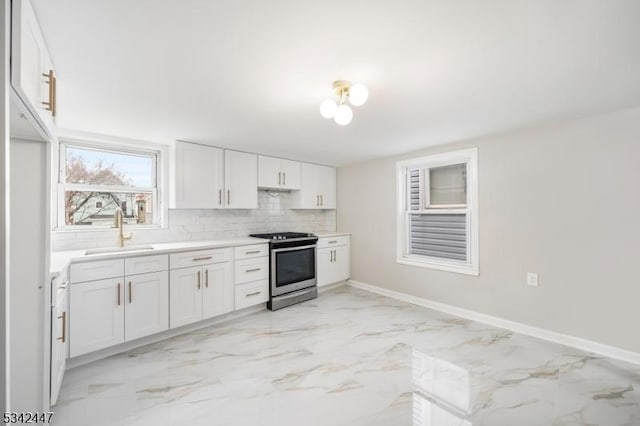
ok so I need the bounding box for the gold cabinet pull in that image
[227,189,230,205]
[246,291,261,297]
[316,195,320,206]
[128,281,132,303]
[52,73,57,117]
[218,189,222,205]
[57,312,66,343]
[245,250,260,255]
[246,268,261,272]
[334,250,337,262]
[41,70,54,113]
[320,195,324,206]
[283,172,286,186]
[278,172,282,185]
[197,270,201,289]
[117,283,121,306]
[205,269,209,288]
[192,256,213,262]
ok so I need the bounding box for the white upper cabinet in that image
[225,150,258,209]
[172,143,257,209]
[11,0,57,135]
[258,155,301,190]
[290,163,336,209]
[173,141,224,209]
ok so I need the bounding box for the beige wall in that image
[337,107,640,354]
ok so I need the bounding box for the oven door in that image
[271,244,317,297]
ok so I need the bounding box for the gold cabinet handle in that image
[192,256,213,262]
[57,312,66,343]
[197,270,201,289]
[52,73,57,117]
[283,172,286,186]
[246,268,261,273]
[278,172,282,185]
[205,269,209,288]
[334,250,337,262]
[218,189,222,205]
[227,189,230,205]
[316,195,320,206]
[246,291,261,297]
[245,250,261,255]
[117,283,121,306]
[41,70,54,113]
[128,281,132,303]
[321,195,324,206]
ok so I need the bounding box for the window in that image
[397,148,478,275]
[58,142,159,228]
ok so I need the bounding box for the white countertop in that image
[314,232,351,238]
[50,237,266,277]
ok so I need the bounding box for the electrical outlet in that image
[527,273,539,287]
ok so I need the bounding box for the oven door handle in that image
[271,244,317,253]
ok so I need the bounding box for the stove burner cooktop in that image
[249,232,315,241]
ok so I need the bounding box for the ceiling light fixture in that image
[320,80,368,126]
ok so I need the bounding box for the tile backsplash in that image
[52,191,336,251]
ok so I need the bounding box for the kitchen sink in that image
[85,245,155,255]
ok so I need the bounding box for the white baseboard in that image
[347,279,640,366]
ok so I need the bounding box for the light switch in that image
[527,272,538,287]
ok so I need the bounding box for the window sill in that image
[54,224,166,233]
[396,257,479,276]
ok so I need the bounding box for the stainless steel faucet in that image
[113,206,133,248]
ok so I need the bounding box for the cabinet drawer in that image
[170,248,232,270]
[234,280,268,310]
[125,254,168,275]
[70,259,124,284]
[234,257,269,284]
[317,236,349,249]
[234,244,269,260]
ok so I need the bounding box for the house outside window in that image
[58,142,160,228]
[396,147,479,275]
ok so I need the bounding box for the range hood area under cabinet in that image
[172,141,337,210]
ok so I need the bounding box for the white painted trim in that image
[347,279,640,366]
[396,147,479,276]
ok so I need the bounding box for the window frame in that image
[396,147,479,276]
[57,140,162,230]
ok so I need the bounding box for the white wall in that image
[53,191,336,251]
[337,107,640,354]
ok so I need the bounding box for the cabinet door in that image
[317,165,336,209]
[202,262,233,319]
[291,162,320,209]
[333,245,350,282]
[125,271,169,341]
[316,247,334,287]
[280,158,301,190]
[70,278,124,357]
[50,288,67,405]
[174,141,224,208]
[224,150,257,209]
[11,0,47,122]
[169,266,203,328]
[257,155,281,189]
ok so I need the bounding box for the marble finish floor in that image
[53,286,640,426]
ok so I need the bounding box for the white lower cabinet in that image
[124,271,169,341]
[70,278,125,357]
[170,261,233,329]
[317,236,350,287]
[70,255,169,357]
[234,245,269,310]
[50,279,68,406]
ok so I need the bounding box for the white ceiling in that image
[32,0,640,166]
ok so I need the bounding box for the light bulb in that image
[334,104,353,125]
[320,99,338,119]
[348,83,368,106]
